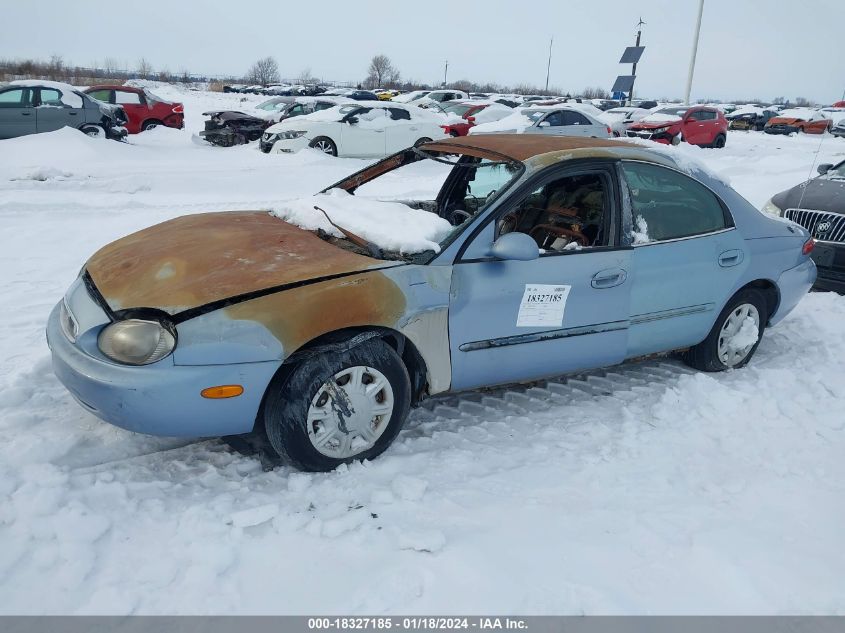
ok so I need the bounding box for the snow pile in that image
[469,104,513,125]
[777,108,827,121]
[639,112,683,124]
[270,188,452,254]
[469,110,535,134]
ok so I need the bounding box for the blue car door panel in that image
[448,162,632,391]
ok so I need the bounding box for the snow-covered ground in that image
[1,84,845,615]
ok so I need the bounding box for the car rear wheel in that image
[141,120,162,132]
[683,288,768,372]
[712,133,726,148]
[309,136,337,156]
[262,338,411,471]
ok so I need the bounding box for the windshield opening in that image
[272,149,523,263]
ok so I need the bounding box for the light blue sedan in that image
[47,135,816,471]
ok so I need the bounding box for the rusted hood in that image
[85,211,386,314]
[769,117,804,125]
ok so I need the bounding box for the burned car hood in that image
[85,211,391,315]
[773,177,845,214]
[629,120,680,130]
[768,117,804,125]
[202,110,265,122]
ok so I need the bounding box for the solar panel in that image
[619,46,645,64]
[611,75,636,93]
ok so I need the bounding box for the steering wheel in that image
[529,223,590,248]
[448,209,472,226]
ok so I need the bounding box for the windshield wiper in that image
[314,206,383,259]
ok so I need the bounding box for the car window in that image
[387,107,411,120]
[498,172,610,252]
[289,104,306,116]
[115,91,141,105]
[0,88,31,107]
[39,89,63,106]
[542,111,565,126]
[562,111,592,126]
[621,162,728,243]
[315,101,333,111]
[697,110,716,120]
[87,89,112,102]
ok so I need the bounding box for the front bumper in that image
[831,128,845,138]
[270,136,311,154]
[626,129,673,144]
[764,125,798,135]
[107,126,128,141]
[811,241,845,294]
[47,302,280,437]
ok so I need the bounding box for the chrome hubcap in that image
[717,303,760,367]
[306,366,394,459]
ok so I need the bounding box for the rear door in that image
[682,109,715,145]
[0,87,35,138]
[384,107,417,151]
[621,160,748,357]
[35,87,82,132]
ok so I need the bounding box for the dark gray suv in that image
[0,81,127,140]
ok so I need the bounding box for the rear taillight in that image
[607,126,613,135]
[172,104,184,114]
[803,238,815,255]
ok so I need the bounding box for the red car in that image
[84,85,184,134]
[626,105,728,148]
[439,102,511,136]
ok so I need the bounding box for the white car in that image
[262,102,448,158]
[416,90,470,110]
[470,106,611,138]
[599,106,652,137]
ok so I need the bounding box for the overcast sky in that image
[3,0,842,103]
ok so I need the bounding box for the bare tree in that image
[179,68,191,83]
[246,56,280,86]
[47,54,65,80]
[365,54,399,89]
[137,58,153,79]
[581,86,610,100]
[794,96,813,107]
[297,67,316,84]
[103,57,119,79]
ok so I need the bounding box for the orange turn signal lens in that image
[201,385,244,399]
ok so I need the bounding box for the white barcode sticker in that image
[516,284,571,328]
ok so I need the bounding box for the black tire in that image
[712,133,726,148]
[262,338,411,472]
[79,124,104,138]
[309,136,337,156]
[141,120,162,132]
[683,288,768,372]
[414,137,433,147]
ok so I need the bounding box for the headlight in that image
[761,198,783,216]
[263,132,278,142]
[98,319,176,365]
[652,126,670,134]
[278,130,306,139]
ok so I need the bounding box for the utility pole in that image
[545,37,553,93]
[628,18,645,106]
[684,0,705,105]
[443,60,448,88]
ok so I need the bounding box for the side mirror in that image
[490,232,540,262]
[537,121,551,128]
[817,163,833,175]
[342,115,358,125]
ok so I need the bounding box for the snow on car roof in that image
[423,134,629,161]
[10,79,80,93]
[777,108,829,121]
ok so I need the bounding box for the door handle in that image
[68,111,78,116]
[372,129,384,133]
[591,268,627,289]
[718,249,744,267]
[21,111,32,116]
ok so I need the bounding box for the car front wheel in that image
[684,288,768,372]
[262,338,411,471]
[79,124,104,138]
[309,136,337,156]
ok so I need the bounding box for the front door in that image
[341,108,387,157]
[620,160,748,357]
[448,163,632,391]
[0,87,36,139]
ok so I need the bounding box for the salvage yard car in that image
[47,135,816,471]
[470,106,611,137]
[764,108,832,135]
[0,80,127,140]
[261,102,447,157]
[626,105,728,148]
[84,85,184,134]
[763,159,845,292]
